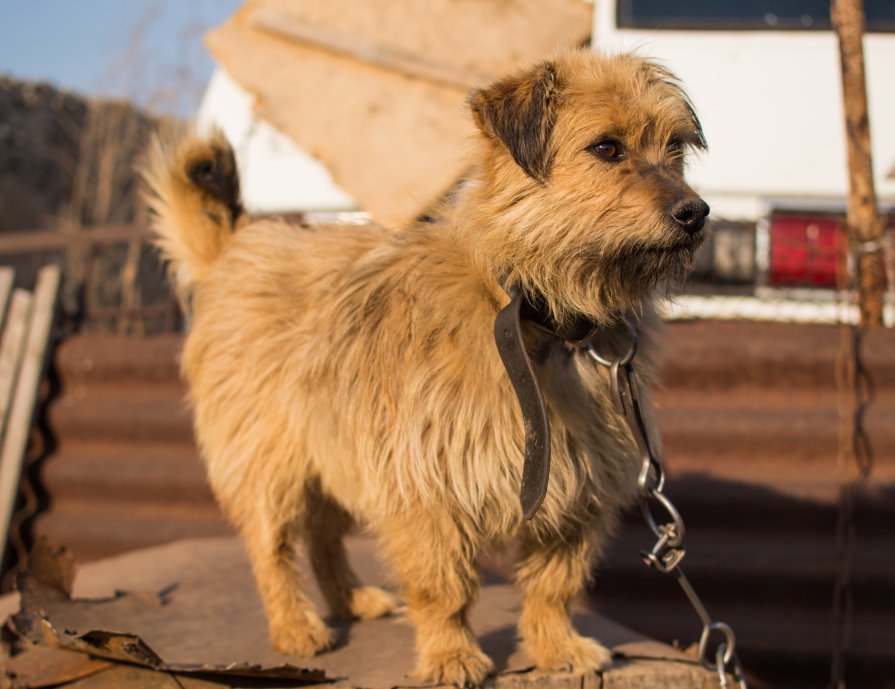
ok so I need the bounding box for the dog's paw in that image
[350,586,399,620]
[417,646,494,688]
[270,612,334,657]
[529,634,612,674]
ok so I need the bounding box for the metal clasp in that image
[640,489,686,572]
[587,314,749,688]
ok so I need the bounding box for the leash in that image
[587,319,748,688]
[494,287,749,687]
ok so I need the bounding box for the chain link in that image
[587,320,748,688]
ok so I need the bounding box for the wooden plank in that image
[252,8,490,91]
[0,265,60,575]
[0,267,14,334]
[0,290,33,446]
[0,225,150,256]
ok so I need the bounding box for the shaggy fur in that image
[143,50,708,687]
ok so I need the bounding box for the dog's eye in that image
[587,139,625,162]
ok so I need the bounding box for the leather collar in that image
[493,283,601,519]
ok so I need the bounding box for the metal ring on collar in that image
[585,316,638,366]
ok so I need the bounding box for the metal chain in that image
[830,243,877,688]
[587,319,748,689]
[828,222,880,689]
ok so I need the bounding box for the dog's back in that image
[142,131,512,518]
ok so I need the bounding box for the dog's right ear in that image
[469,62,561,183]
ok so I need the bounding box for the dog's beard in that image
[539,230,704,325]
[490,207,707,325]
[607,231,704,298]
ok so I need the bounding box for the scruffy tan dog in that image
[144,50,708,687]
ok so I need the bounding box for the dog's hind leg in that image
[241,509,334,657]
[381,509,494,687]
[514,522,612,673]
[304,482,398,621]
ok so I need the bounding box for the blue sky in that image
[0,0,242,116]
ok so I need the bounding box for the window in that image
[616,0,895,32]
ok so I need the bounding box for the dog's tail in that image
[141,128,245,295]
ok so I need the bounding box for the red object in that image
[768,213,844,287]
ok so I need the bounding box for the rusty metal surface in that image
[27,320,895,688]
[34,333,232,562]
[600,321,895,689]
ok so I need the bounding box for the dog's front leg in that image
[514,522,613,673]
[381,509,493,687]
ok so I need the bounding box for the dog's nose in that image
[670,198,710,234]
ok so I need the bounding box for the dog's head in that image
[468,51,708,325]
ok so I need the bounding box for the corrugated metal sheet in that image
[29,320,895,688]
[35,334,232,561]
[597,321,895,689]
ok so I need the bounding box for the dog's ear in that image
[469,62,561,183]
[646,62,707,151]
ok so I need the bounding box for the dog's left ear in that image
[469,62,561,183]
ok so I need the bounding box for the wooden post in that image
[831,0,886,326]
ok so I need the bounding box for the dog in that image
[142,49,708,687]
